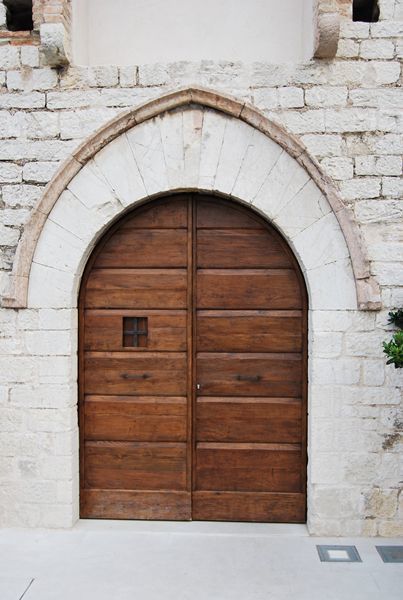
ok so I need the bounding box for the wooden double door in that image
[79,194,307,522]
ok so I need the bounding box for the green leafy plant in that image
[387,309,403,329]
[383,330,403,369]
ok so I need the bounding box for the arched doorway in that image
[79,193,308,522]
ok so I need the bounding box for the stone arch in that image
[2,86,380,310]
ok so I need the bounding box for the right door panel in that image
[193,197,307,522]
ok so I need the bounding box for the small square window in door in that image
[123,317,148,347]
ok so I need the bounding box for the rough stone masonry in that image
[0,0,401,535]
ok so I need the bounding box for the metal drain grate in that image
[317,545,362,563]
[376,546,403,563]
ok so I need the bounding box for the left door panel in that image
[80,197,191,520]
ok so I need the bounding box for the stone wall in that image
[0,0,401,534]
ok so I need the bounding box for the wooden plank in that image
[81,490,191,520]
[197,229,292,268]
[84,352,187,395]
[84,310,187,351]
[196,200,264,229]
[192,491,306,522]
[197,312,302,353]
[196,397,302,443]
[121,197,188,229]
[197,353,302,397]
[84,441,187,490]
[84,396,187,442]
[197,269,302,309]
[84,269,188,309]
[94,229,188,268]
[196,443,302,492]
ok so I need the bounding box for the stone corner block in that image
[315,12,341,59]
[40,23,70,68]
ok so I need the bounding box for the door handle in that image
[121,373,149,380]
[236,375,261,382]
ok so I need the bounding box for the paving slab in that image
[0,522,401,600]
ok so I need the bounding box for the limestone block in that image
[38,356,76,385]
[99,87,162,109]
[138,64,169,86]
[85,66,119,88]
[232,128,282,202]
[27,407,76,433]
[23,111,60,139]
[60,108,119,140]
[28,262,74,308]
[23,161,59,183]
[126,116,169,195]
[93,134,147,207]
[327,61,400,86]
[0,224,20,246]
[0,163,22,183]
[47,90,102,110]
[215,117,255,194]
[371,20,403,37]
[275,180,331,239]
[366,133,403,156]
[340,22,370,39]
[23,330,72,356]
[0,46,20,70]
[40,23,70,68]
[309,259,357,310]
[7,68,58,92]
[46,193,109,259]
[198,109,227,190]
[253,88,279,111]
[300,134,343,158]
[360,39,395,60]
[312,332,343,358]
[39,503,77,529]
[272,110,326,134]
[355,155,402,176]
[378,520,403,537]
[311,310,354,332]
[340,177,381,200]
[350,88,403,110]
[33,220,87,277]
[336,39,360,58]
[10,384,76,409]
[382,176,403,197]
[0,111,21,138]
[0,139,76,161]
[293,212,350,271]
[38,309,77,331]
[305,86,348,108]
[312,487,361,518]
[345,331,386,358]
[119,66,137,88]
[278,87,304,109]
[362,360,385,386]
[158,110,186,190]
[355,199,403,224]
[371,261,403,285]
[254,153,310,220]
[321,157,353,180]
[0,92,45,109]
[0,357,36,384]
[21,47,40,68]
[312,357,361,385]
[182,109,204,188]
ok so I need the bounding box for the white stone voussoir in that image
[1,87,379,312]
